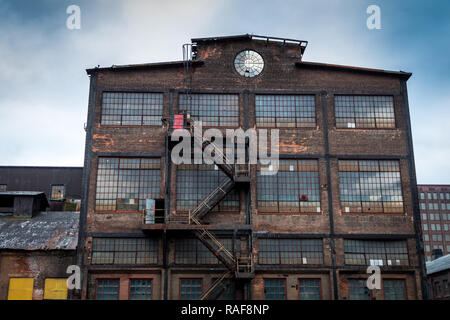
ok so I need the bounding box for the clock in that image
[234,50,264,77]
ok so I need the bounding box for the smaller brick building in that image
[417,185,450,261]
[0,211,79,300]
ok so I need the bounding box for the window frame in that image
[298,278,322,300]
[256,159,321,214]
[99,91,164,127]
[338,159,404,214]
[343,239,410,266]
[257,238,324,265]
[94,157,161,213]
[255,94,317,129]
[348,279,372,300]
[128,278,153,300]
[96,278,120,300]
[383,279,407,300]
[50,185,66,201]
[263,278,287,300]
[179,278,203,300]
[334,94,396,129]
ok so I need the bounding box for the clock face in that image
[234,50,264,77]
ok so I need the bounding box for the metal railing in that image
[200,271,231,300]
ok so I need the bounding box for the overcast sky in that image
[0,0,449,184]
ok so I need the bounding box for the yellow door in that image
[8,278,34,300]
[44,279,68,300]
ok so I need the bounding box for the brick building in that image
[78,34,426,300]
[417,185,450,261]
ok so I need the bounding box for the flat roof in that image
[86,59,204,74]
[296,61,412,79]
[426,254,450,275]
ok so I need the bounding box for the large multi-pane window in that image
[344,239,409,266]
[180,279,202,300]
[96,279,119,300]
[178,93,239,127]
[91,238,158,265]
[384,280,406,300]
[348,279,370,300]
[255,95,316,128]
[298,279,321,300]
[95,158,160,211]
[264,279,286,300]
[129,279,152,300]
[175,238,233,264]
[101,92,163,126]
[335,95,395,129]
[257,160,320,213]
[258,238,323,265]
[176,164,239,212]
[338,160,403,214]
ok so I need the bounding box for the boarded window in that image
[95,158,160,211]
[257,160,321,213]
[91,238,158,265]
[335,95,395,129]
[344,239,409,266]
[8,278,34,300]
[178,94,239,127]
[101,92,163,126]
[338,160,403,214]
[44,279,68,300]
[258,238,323,265]
[255,95,316,128]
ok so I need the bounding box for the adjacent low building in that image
[426,254,450,299]
[0,209,79,300]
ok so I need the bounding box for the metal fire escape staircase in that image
[165,44,254,300]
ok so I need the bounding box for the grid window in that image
[91,238,158,265]
[423,224,428,231]
[428,193,432,200]
[335,95,395,129]
[130,279,152,300]
[180,279,202,300]
[299,279,321,300]
[384,280,406,300]
[422,213,427,220]
[420,203,426,210]
[258,239,323,265]
[424,234,429,241]
[101,92,163,126]
[348,280,370,300]
[176,164,239,212]
[95,158,160,211]
[255,95,316,128]
[338,160,403,214]
[175,238,233,264]
[344,239,409,266]
[178,94,239,127]
[420,193,425,199]
[51,185,65,200]
[96,279,119,300]
[257,160,320,213]
[0,184,6,192]
[264,279,286,300]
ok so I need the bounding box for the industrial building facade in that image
[417,185,450,261]
[78,34,426,300]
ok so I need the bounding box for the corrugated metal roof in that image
[0,211,79,250]
[426,254,450,275]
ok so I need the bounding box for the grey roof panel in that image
[426,254,450,275]
[0,211,79,250]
